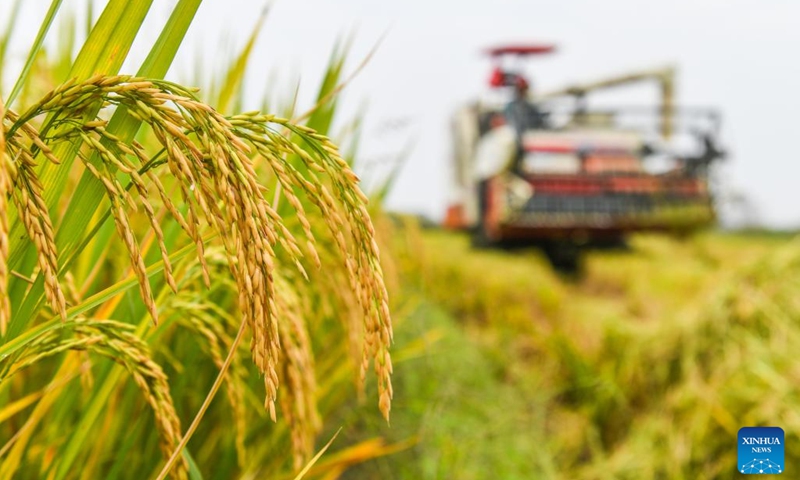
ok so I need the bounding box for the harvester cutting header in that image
[444,44,725,268]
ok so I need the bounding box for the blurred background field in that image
[334,226,800,479]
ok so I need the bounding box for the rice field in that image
[1,2,798,479]
[336,226,799,479]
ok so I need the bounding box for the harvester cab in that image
[445,43,725,270]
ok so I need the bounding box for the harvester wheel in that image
[471,223,496,248]
[543,241,583,274]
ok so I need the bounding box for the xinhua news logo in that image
[738,426,784,475]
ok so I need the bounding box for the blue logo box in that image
[738,427,784,475]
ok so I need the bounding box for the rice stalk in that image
[0,97,9,334]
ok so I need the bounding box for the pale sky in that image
[6,0,800,228]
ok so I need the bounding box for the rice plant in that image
[0,1,393,478]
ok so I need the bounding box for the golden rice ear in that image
[2,318,188,479]
[89,161,160,323]
[232,115,393,419]
[5,74,392,425]
[2,111,68,325]
[11,168,67,322]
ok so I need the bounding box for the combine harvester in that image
[444,44,725,270]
